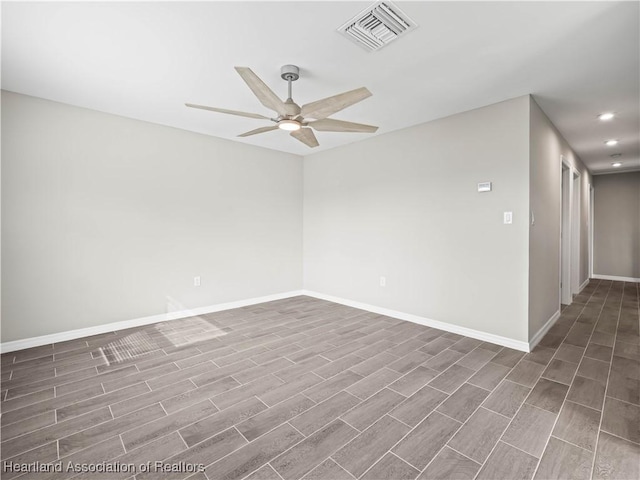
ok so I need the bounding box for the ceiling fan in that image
[186,65,378,148]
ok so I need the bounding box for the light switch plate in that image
[504,212,513,224]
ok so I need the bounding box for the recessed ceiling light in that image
[611,162,622,167]
[605,139,618,146]
[598,113,615,121]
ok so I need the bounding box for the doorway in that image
[571,171,581,296]
[560,157,581,306]
[589,183,594,278]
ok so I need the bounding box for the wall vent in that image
[338,1,417,52]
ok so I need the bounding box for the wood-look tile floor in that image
[1,280,638,480]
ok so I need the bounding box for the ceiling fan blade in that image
[238,126,279,137]
[308,118,378,133]
[235,67,288,117]
[291,128,319,148]
[185,103,269,120]
[301,87,372,120]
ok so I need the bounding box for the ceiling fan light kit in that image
[186,64,378,148]
[278,119,301,131]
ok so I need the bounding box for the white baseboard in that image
[579,278,590,293]
[3,289,548,354]
[592,274,640,283]
[0,290,304,353]
[529,309,561,351]
[301,290,530,352]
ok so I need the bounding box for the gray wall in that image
[2,90,599,347]
[529,98,591,340]
[304,96,531,342]
[593,172,640,278]
[1,91,303,342]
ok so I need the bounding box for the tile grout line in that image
[285,421,307,439]
[523,397,580,417]
[389,449,422,470]
[466,347,554,478]
[3,292,633,479]
[256,345,480,479]
[2,397,163,464]
[563,396,605,413]
[329,446,373,479]
[176,430,190,450]
[548,433,597,454]
[267,462,287,480]
[164,394,314,470]
[3,387,92,426]
[118,433,127,454]
[338,337,526,478]
[599,394,640,409]
[3,364,107,399]
[501,434,550,459]
[7,366,296,471]
[322,333,452,386]
[353,449,415,480]
[476,403,512,422]
[386,412,413,430]
[472,278,602,480]
[444,444,484,466]
[533,282,613,477]
[346,364,425,401]
[192,408,326,475]
[1,398,116,457]
[158,401,170,417]
[113,397,224,452]
[589,280,627,476]
[530,278,612,480]
[0,404,116,465]
[332,351,509,479]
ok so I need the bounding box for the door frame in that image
[589,183,594,278]
[560,156,578,306]
[571,170,581,295]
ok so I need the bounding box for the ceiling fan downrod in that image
[281,65,299,101]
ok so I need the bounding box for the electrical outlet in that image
[194,276,201,287]
[380,276,386,287]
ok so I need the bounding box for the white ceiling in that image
[2,1,639,174]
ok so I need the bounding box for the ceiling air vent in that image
[338,1,417,52]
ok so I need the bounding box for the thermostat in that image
[478,182,492,192]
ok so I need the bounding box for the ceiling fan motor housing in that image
[280,65,299,81]
[283,100,301,117]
